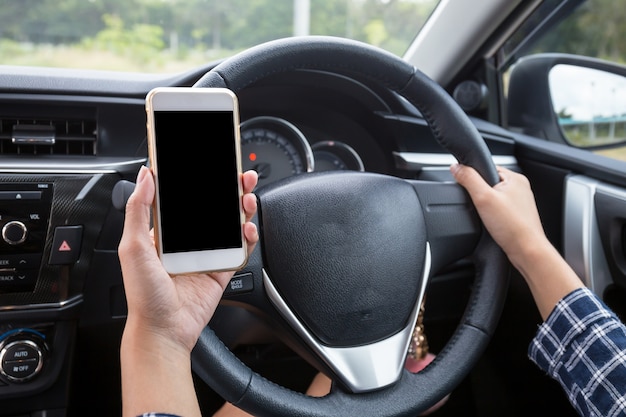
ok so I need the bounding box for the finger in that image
[243,222,258,254]
[494,166,514,183]
[242,170,258,193]
[494,166,529,188]
[450,163,494,200]
[243,193,257,222]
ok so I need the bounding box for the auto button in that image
[0,340,43,382]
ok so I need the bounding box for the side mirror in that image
[550,65,626,148]
[508,53,626,149]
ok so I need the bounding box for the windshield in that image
[0,0,439,73]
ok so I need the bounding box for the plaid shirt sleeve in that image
[529,287,626,417]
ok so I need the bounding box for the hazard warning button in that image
[48,225,83,265]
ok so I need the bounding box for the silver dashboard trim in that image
[75,173,104,200]
[563,175,614,297]
[394,152,517,170]
[0,295,83,312]
[0,157,146,174]
[263,243,432,393]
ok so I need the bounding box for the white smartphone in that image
[145,87,248,274]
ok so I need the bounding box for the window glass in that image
[0,0,439,73]
[502,0,626,160]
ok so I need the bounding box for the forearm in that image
[508,237,584,321]
[121,322,201,417]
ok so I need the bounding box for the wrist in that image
[121,316,194,371]
[505,237,584,320]
[122,317,191,357]
[505,234,554,275]
[121,320,200,417]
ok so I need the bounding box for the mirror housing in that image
[508,53,626,149]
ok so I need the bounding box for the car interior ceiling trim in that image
[404,0,524,85]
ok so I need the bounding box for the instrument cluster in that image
[240,116,364,189]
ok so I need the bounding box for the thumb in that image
[450,163,494,200]
[119,166,156,261]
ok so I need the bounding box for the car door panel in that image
[594,186,626,292]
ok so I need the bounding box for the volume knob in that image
[2,221,28,245]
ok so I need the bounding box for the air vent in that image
[0,117,97,156]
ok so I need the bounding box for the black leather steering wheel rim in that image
[191,35,508,416]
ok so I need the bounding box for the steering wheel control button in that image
[2,221,28,245]
[48,225,83,265]
[224,273,254,296]
[0,340,43,382]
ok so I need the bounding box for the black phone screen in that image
[153,110,242,253]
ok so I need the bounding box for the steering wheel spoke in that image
[409,180,482,272]
[264,244,431,393]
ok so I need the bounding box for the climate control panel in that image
[0,327,49,385]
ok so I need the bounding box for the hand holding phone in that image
[146,87,248,274]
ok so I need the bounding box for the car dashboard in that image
[0,62,515,416]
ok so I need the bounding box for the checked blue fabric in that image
[529,287,626,417]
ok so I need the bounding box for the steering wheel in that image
[191,36,508,416]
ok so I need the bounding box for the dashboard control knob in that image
[2,221,28,245]
[0,339,44,382]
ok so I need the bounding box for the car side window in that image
[501,0,626,161]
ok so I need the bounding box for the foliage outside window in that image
[0,0,438,73]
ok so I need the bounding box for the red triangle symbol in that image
[59,241,72,251]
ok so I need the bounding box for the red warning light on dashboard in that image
[58,240,72,251]
[249,153,257,162]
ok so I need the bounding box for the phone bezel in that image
[146,87,248,274]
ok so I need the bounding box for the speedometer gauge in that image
[240,116,314,189]
[311,141,364,172]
